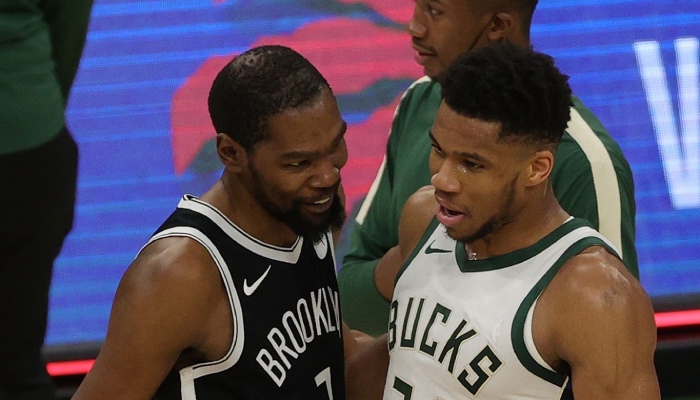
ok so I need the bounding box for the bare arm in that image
[374,185,437,300]
[73,238,229,400]
[535,248,660,399]
[345,334,389,400]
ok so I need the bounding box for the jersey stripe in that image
[513,234,620,387]
[512,236,602,387]
[178,195,304,263]
[146,227,245,400]
[356,76,432,225]
[356,156,385,225]
[565,108,624,258]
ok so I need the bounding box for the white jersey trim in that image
[356,157,386,225]
[523,298,557,373]
[178,195,304,263]
[356,76,432,225]
[143,226,245,400]
[565,108,624,258]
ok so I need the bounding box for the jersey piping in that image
[145,226,245,400]
[355,76,433,225]
[565,108,624,258]
[395,217,443,284]
[177,194,304,263]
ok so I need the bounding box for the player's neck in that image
[200,180,299,247]
[467,194,569,259]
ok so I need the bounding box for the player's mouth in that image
[434,195,465,228]
[412,43,436,66]
[304,195,333,214]
[437,205,465,228]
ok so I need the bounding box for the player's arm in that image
[344,186,436,399]
[342,321,387,399]
[374,185,436,300]
[338,101,409,335]
[345,333,389,400]
[535,248,660,399]
[72,238,227,400]
[338,221,396,333]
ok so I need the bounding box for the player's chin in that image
[307,215,344,238]
[297,210,330,229]
[424,63,447,80]
[443,224,475,243]
[443,226,463,241]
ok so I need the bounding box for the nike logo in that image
[425,240,451,254]
[243,265,272,296]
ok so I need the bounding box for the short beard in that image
[271,195,346,243]
[457,215,500,244]
[248,168,346,243]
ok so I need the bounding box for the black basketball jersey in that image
[150,195,345,400]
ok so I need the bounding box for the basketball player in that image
[73,45,357,400]
[347,43,659,399]
[339,0,639,337]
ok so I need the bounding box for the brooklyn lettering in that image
[256,286,341,386]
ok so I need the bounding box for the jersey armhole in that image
[395,218,441,285]
[523,298,558,373]
[148,227,246,384]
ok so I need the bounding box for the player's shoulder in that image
[399,76,440,103]
[390,77,440,141]
[399,185,437,252]
[404,185,436,212]
[537,245,656,377]
[405,75,435,91]
[550,246,646,315]
[563,96,628,160]
[123,236,221,299]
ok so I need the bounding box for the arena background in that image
[44,0,699,397]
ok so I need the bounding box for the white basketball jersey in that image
[384,217,618,400]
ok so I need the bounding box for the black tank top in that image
[151,195,345,400]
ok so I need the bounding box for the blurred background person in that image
[0,0,93,398]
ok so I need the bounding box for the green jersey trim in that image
[454,218,592,272]
[395,217,442,284]
[511,236,620,386]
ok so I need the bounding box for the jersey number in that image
[315,367,333,400]
[392,377,413,399]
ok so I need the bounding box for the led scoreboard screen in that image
[49,0,700,348]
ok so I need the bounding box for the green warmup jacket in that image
[0,0,93,155]
[339,76,638,336]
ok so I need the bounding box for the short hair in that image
[208,45,331,151]
[439,42,572,146]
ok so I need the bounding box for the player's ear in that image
[217,133,248,172]
[487,12,515,42]
[525,149,554,187]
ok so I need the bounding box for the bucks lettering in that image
[388,296,503,395]
[256,286,341,386]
